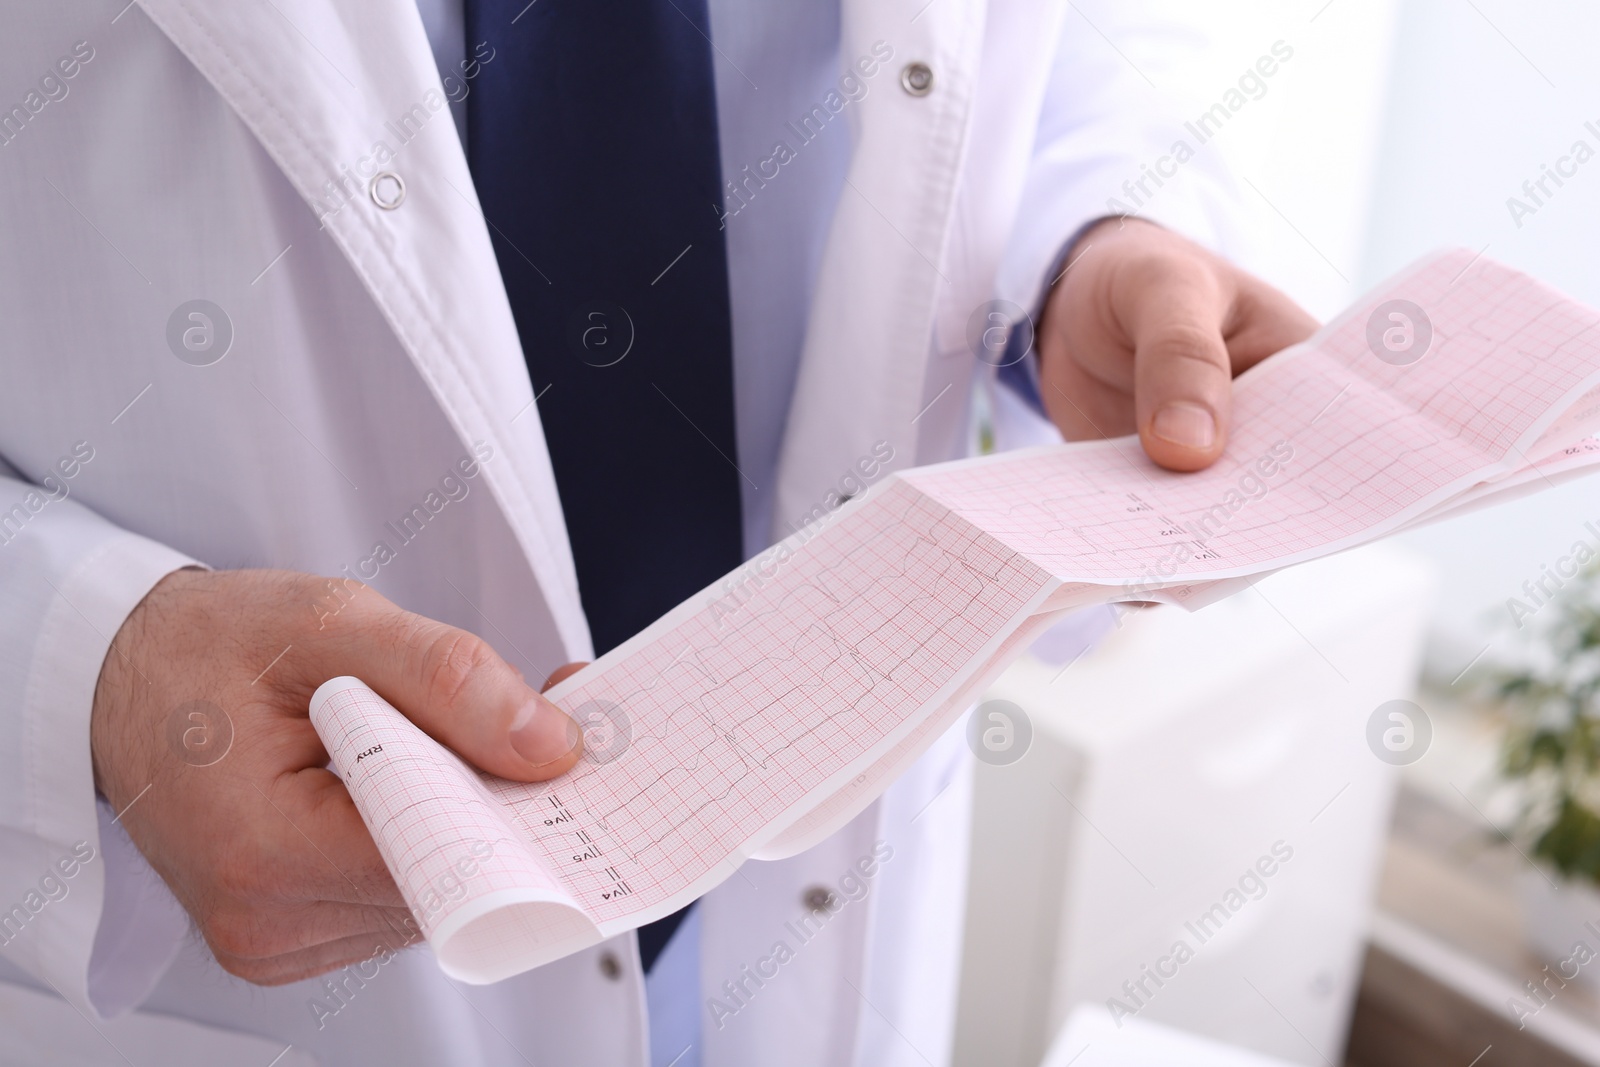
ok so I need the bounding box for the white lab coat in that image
[0,1,1235,1064]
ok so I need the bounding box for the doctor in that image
[0,1,1313,1065]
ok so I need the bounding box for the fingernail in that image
[1152,402,1216,450]
[510,695,581,767]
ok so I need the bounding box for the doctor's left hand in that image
[1036,217,1318,472]
[89,567,584,986]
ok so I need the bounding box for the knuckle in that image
[211,843,258,897]
[1115,245,1221,305]
[1137,326,1230,380]
[415,625,499,714]
[214,954,269,983]
[210,861,254,905]
[216,952,306,987]
[1120,247,1196,287]
[210,835,282,909]
[205,903,283,961]
[1145,321,1225,360]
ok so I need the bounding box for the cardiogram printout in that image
[311,249,1600,982]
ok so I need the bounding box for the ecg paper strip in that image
[310,249,1600,983]
[904,254,1600,588]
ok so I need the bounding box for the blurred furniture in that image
[1346,927,1586,1067]
[952,543,1434,1067]
[1346,693,1600,1067]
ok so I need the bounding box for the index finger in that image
[541,661,590,692]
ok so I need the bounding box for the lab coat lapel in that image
[772,0,989,531]
[134,0,593,659]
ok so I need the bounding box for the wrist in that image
[89,567,202,809]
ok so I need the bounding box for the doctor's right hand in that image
[1036,217,1318,472]
[89,567,583,986]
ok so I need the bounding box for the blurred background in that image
[952,2,1600,1064]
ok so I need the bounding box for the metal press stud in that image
[900,62,934,96]
[803,885,837,912]
[369,171,406,210]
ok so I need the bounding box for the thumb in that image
[322,602,583,782]
[1121,262,1233,472]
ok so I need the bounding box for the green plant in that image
[1490,559,1600,883]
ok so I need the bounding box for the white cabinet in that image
[953,544,1435,1067]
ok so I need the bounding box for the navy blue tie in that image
[465,0,740,973]
[465,0,744,656]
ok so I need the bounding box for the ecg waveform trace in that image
[494,480,1051,927]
